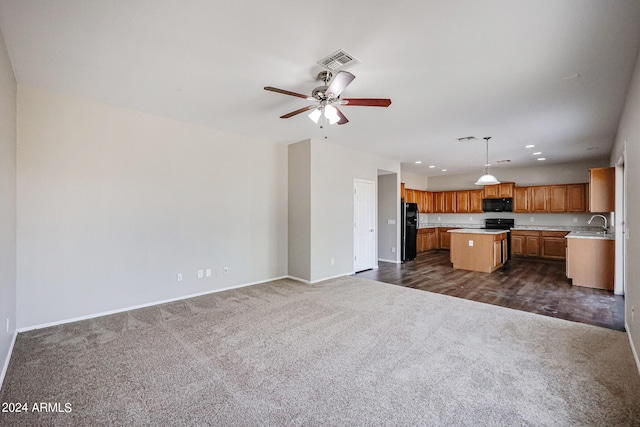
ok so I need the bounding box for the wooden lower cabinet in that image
[511,230,568,259]
[439,228,453,249]
[540,231,569,259]
[417,228,439,252]
[511,230,540,257]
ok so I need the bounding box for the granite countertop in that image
[566,231,615,240]
[418,223,483,229]
[447,229,509,235]
[418,224,608,233]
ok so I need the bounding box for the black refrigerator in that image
[401,202,418,262]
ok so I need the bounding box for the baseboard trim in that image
[287,273,356,285]
[1,330,18,391]
[626,323,640,376]
[17,275,289,333]
[378,258,401,264]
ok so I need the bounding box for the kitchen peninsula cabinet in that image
[566,234,614,290]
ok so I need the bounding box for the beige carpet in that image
[1,276,639,426]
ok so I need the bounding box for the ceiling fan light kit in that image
[264,63,391,126]
[474,137,500,186]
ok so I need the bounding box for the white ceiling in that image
[1,0,639,177]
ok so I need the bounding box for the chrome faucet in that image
[587,214,608,232]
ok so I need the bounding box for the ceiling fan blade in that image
[326,71,355,97]
[342,98,392,107]
[335,107,349,125]
[264,86,309,99]
[280,105,316,119]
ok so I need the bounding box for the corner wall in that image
[288,139,400,283]
[611,48,640,367]
[16,85,288,328]
[0,27,17,384]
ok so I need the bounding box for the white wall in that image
[400,171,428,190]
[288,139,400,283]
[0,27,17,384]
[16,85,288,328]
[611,48,640,367]
[426,161,609,191]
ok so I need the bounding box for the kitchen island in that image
[448,229,509,273]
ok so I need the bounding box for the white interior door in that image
[354,179,376,272]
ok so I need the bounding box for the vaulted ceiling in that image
[1,0,639,176]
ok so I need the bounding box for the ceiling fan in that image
[264,71,391,125]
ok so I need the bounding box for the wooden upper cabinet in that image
[400,183,406,201]
[415,190,424,212]
[455,191,470,213]
[443,191,456,213]
[529,186,548,212]
[422,191,434,213]
[484,184,499,198]
[404,189,415,204]
[434,192,445,213]
[514,187,529,212]
[567,184,587,212]
[469,189,484,213]
[548,185,567,212]
[589,167,615,212]
[484,182,514,198]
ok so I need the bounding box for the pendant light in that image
[474,137,500,185]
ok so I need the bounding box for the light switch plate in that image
[469,240,474,246]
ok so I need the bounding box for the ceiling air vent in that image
[317,49,360,72]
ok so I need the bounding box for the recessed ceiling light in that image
[537,157,546,161]
[533,152,542,155]
[429,165,435,168]
[441,169,447,172]
[415,161,422,164]
[525,145,535,148]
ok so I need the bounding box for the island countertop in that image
[448,229,509,235]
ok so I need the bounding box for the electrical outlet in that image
[573,217,578,223]
[530,217,534,222]
[206,268,212,277]
[197,269,204,279]
[330,258,335,265]
[391,247,396,253]
[223,267,229,274]
[469,217,473,221]
[177,273,183,282]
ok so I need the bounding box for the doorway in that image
[354,179,376,272]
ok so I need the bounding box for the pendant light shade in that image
[475,137,500,186]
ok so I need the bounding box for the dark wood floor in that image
[355,250,625,331]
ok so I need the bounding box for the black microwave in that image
[482,198,513,212]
